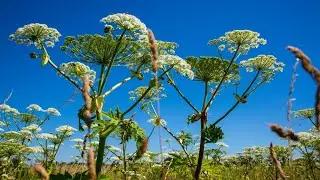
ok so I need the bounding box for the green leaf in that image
[204,124,224,144]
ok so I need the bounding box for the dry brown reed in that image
[82,75,92,128]
[33,164,49,180]
[147,29,158,73]
[136,138,148,159]
[269,124,299,141]
[87,148,96,180]
[269,143,287,180]
[287,46,320,130]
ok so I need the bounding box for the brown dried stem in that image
[287,46,320,130]
[33,164,49,180]
[269,143,287,180]
[87,148,97,180]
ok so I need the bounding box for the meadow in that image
[0,12,319,180]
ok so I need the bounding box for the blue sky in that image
[1,0,320,161]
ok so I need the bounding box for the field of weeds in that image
[1,1,320,179]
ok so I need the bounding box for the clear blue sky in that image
[1,0,319,161]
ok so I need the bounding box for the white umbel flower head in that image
[107,145,122,153]
[23,124,42,133]
[27,104,44,112]
[71,138,84,143]
[158,55,194,79]
[0,104,20,115]
[148,117,167,126]
[36,133,56,140]
[56,125,77,136]
[100,13,147,33]
[9,23,61,48]
[59,62,96,83]
[28,146,44,153]
[45,108,61,116]
[215,141,229,148]
[209,30,267,54]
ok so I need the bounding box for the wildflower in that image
[9,23,61,48]
[24,124,42,133]
[27,104,44,112]
[59,62,96,83]
[218,44,225,51]
[294,108,315,119]
[148,117,166,126]
[215,141,229,148]
[36,133,55,140]
[209,30,267,54]
[71,138,84,143]
[240,55,284,82]
[2,131,22,139]
[72,144,83,149]
[100,13,147,33]
[56,125,77,136]
[107,145,122,152]
[29,146,44,153]
[45,108,61,116]
[0,121,5,127]
[19,129,32,138]
[158,55,194,79]
[0,104,20,115]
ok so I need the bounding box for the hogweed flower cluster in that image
[158,55,194,79]
[100,13,147,34]
[9,23,61,48]
[59,62,96,83]
[26,104,44,112]
[0,104,20,115]
[209,30,266,54]
[294,108,315,119]
[55,125,77,136]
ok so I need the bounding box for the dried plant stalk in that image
[82,75,92,128]
[269,143,287,180]
[87,148,97,180]
[269,124,299,141]
[136,138,148,159]
[33,164,49,180]
[148,29,159,73]
[287,46,320,130]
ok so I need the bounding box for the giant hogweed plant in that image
[155,30,284,179]
[0,103,76,178]
[9,13,192,179]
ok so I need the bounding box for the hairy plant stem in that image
[99,30,126,95]
[121,133,127,180]
[194,111,207,180]
[213,70,261,126]
[165,73,199,113]
[96,135,107,179]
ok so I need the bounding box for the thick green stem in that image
[194,111,207,180]
[96,136,107,178]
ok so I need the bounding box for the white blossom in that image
[27,104,44,112]
[56,125,77,136]
[107,145,121,152]
[23,124,42,133]
[158,55,194,79]
[59,61,96,83]
[28,146,44,153]
[45,108,61,116]
[71,138,84,143]
[100,13,147,34]
[9,23,61,48]
[215,142,229,148]
[36,133,56,140]
[148,117,167,126]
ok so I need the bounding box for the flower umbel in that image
[9,23,61,48]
